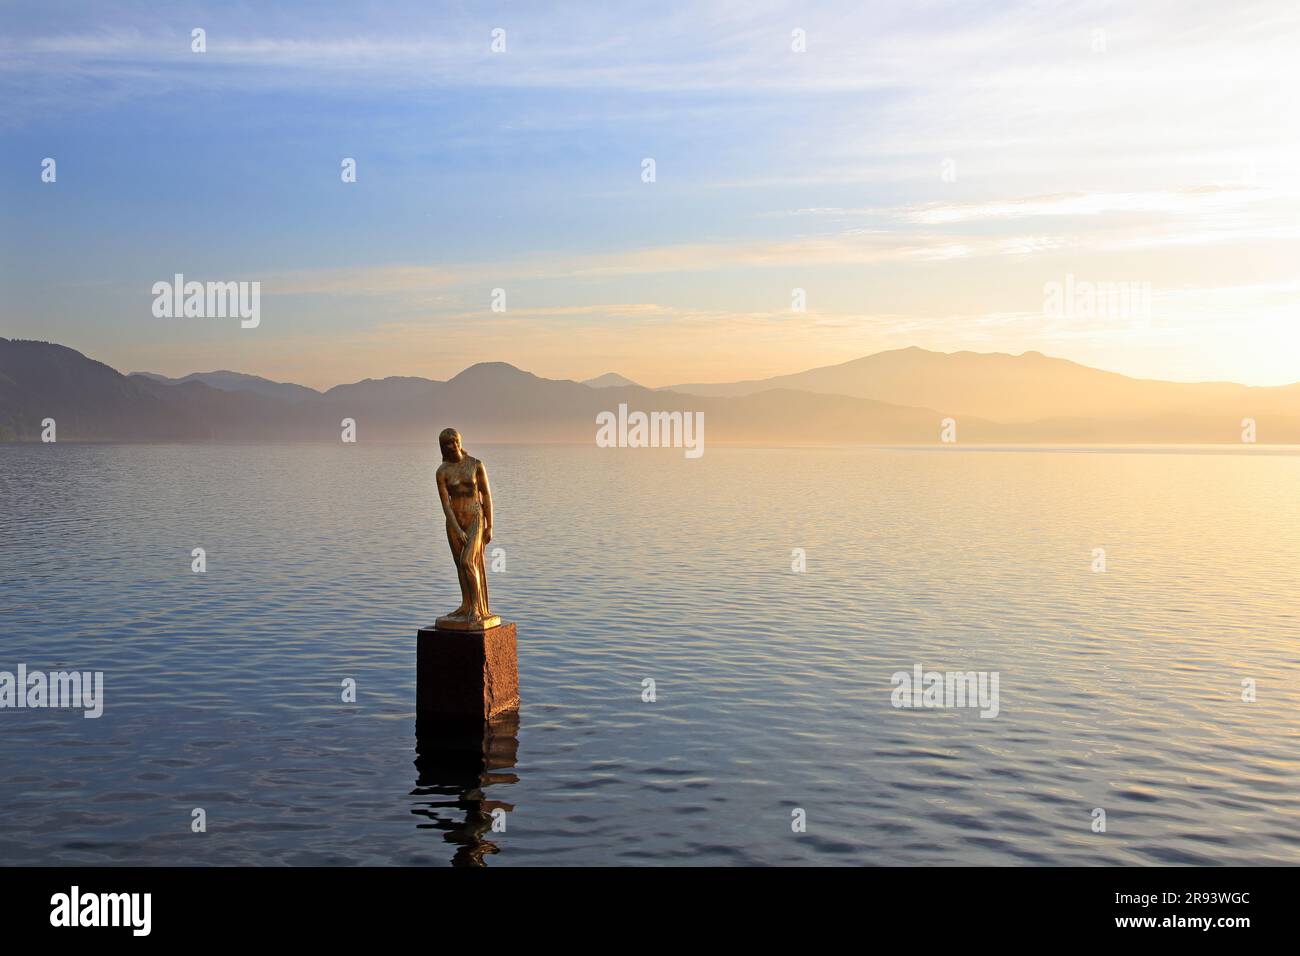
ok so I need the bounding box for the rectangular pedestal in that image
[417,621,519,719]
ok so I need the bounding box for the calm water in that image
[1,443,1298,866]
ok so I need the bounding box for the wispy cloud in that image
[5,0,1300,387]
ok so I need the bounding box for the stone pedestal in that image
[417,622,519,719]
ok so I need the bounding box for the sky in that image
[1,0,1298,390]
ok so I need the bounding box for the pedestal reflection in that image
[411,711,519,867]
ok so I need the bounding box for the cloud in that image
[895,187,1271,225]
[7,0,1300,388]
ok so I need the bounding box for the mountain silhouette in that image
[665,346,1300,428]
[1,337,1295,443]
[132,370,321,404]
[583,372,641,389]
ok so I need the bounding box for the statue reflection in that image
[411,711,519,866]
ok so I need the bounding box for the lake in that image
[1,442,1298,865]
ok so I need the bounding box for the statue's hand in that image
[454,527,468,548]
[484,526,493,545]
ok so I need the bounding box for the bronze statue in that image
[435,428,499,630]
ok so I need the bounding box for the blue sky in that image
[2,0,1298,388]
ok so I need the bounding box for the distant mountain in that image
[583,372,641,389]
[132,370,321,404]
[2,337,1297,444]
[0,339,334,441]
[1,339,190,441]
[0,339,1001,443]
[665,346,1300,428]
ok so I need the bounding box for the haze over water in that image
[1,443,1298,865]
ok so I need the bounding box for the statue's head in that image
[439,427,464,463]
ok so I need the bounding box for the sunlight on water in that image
[1,443,1298,865]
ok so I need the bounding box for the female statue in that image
[435,428,497,629]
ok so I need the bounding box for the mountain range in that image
[0,337,1293,444]
[663,347,1300,425]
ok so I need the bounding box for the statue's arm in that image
[477,461,493,543]
[436,468,464,541]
